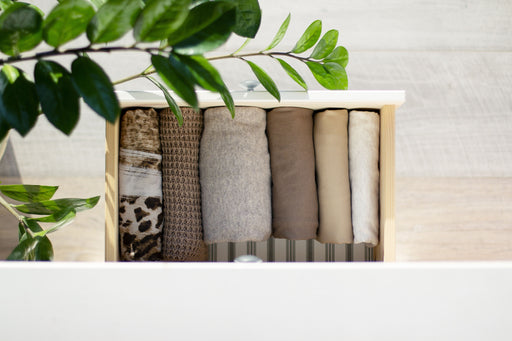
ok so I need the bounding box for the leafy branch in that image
[0,184,99,261]
[0,0,349,139]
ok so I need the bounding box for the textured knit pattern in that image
[160,107,208,261]
[267,107,318,240]
[119,108,163,261]
[314,109,353,244]
[349,110,380,246]
[200,106,272,244]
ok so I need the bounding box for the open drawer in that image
[105,90,405,262]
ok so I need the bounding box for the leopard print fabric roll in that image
[118,108,163,261]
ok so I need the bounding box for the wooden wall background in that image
[0,0,510,261]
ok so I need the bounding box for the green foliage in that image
[0,0,349,140]
[167,1,235,45]
[276,58,307,91]
[133,0,190,42]
[0,65,39,136]
[0,184,58,202]
[0,3,43,56]
[172,7,236,55]
[43,0,95,48]
[87,0,142,44]
[246,60,280,101]
[310,29,338,60]
[152,54,198,110]
[0,184,99,261]
[71,56,120,123]
[35,60,80,135]
[292,20,322,54]
[263,13,290,51]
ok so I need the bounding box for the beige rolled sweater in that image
[314,109,353,244]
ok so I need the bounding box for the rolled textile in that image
[118,108,163,261]
[267,107,318,240]
[160,107,208,262]
[349,110,380,246]
[314,109,353,244]
[200,106,271,244]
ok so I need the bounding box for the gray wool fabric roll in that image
[314,109,353,244]
[200,106,272,244]
[118,108,163,261]
[160,107,208,262]
[349,110,380,247]
[267,107,318,240]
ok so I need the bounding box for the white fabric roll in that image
[349,110,380,246]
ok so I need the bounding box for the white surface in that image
[117,90,405,110]
[1,262,511,341]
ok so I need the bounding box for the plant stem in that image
[0,194,23,223]
[0,45,164,66]
[0,44,312,87]
[113,51,311,86]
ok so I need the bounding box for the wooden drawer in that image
[105,90,405,261]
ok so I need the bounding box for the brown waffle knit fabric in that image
[160,107,208,261]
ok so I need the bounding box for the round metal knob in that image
[234,255,263,263]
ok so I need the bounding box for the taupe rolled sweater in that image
[267,107,318,240]
[349,110,380,246]
[200,106,272,244]
[160,107,208,262]
[118,108,163,261]
[314,109,353,244]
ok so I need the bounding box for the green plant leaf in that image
[0,2,43,56]
[17,219,43,242]
[0,63,17,82]
[28,207,75,223]
[133,0,190,42]
[89,0,107,9]
[151,54,198,109]
[6,235,38,260]
[324,46,349,68]
[31,209,76,236]
[306,61,348,90]
[43,0,95,48]
[17,222,25,241]
[172,7,236,55]
[276,58,307,91]
[310,29,338,60]
[167,1,235,46]
[13,195,100,215]
[263,13,290,51]
[232,37,251,55]
[71,56,120,123]
[34,236,53,261]
[145,75,183,126]
[245,60,280,101]
[0,66,39,136]
[87,0,142,44]
[0,184,58,202]
[35,60,80,135]
[0,115,10,141]
[175,54,234,117]
[225,0,261,38]
[292,20,322,54]
[0,0,14,12]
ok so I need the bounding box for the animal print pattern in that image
[119,195,163,261]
